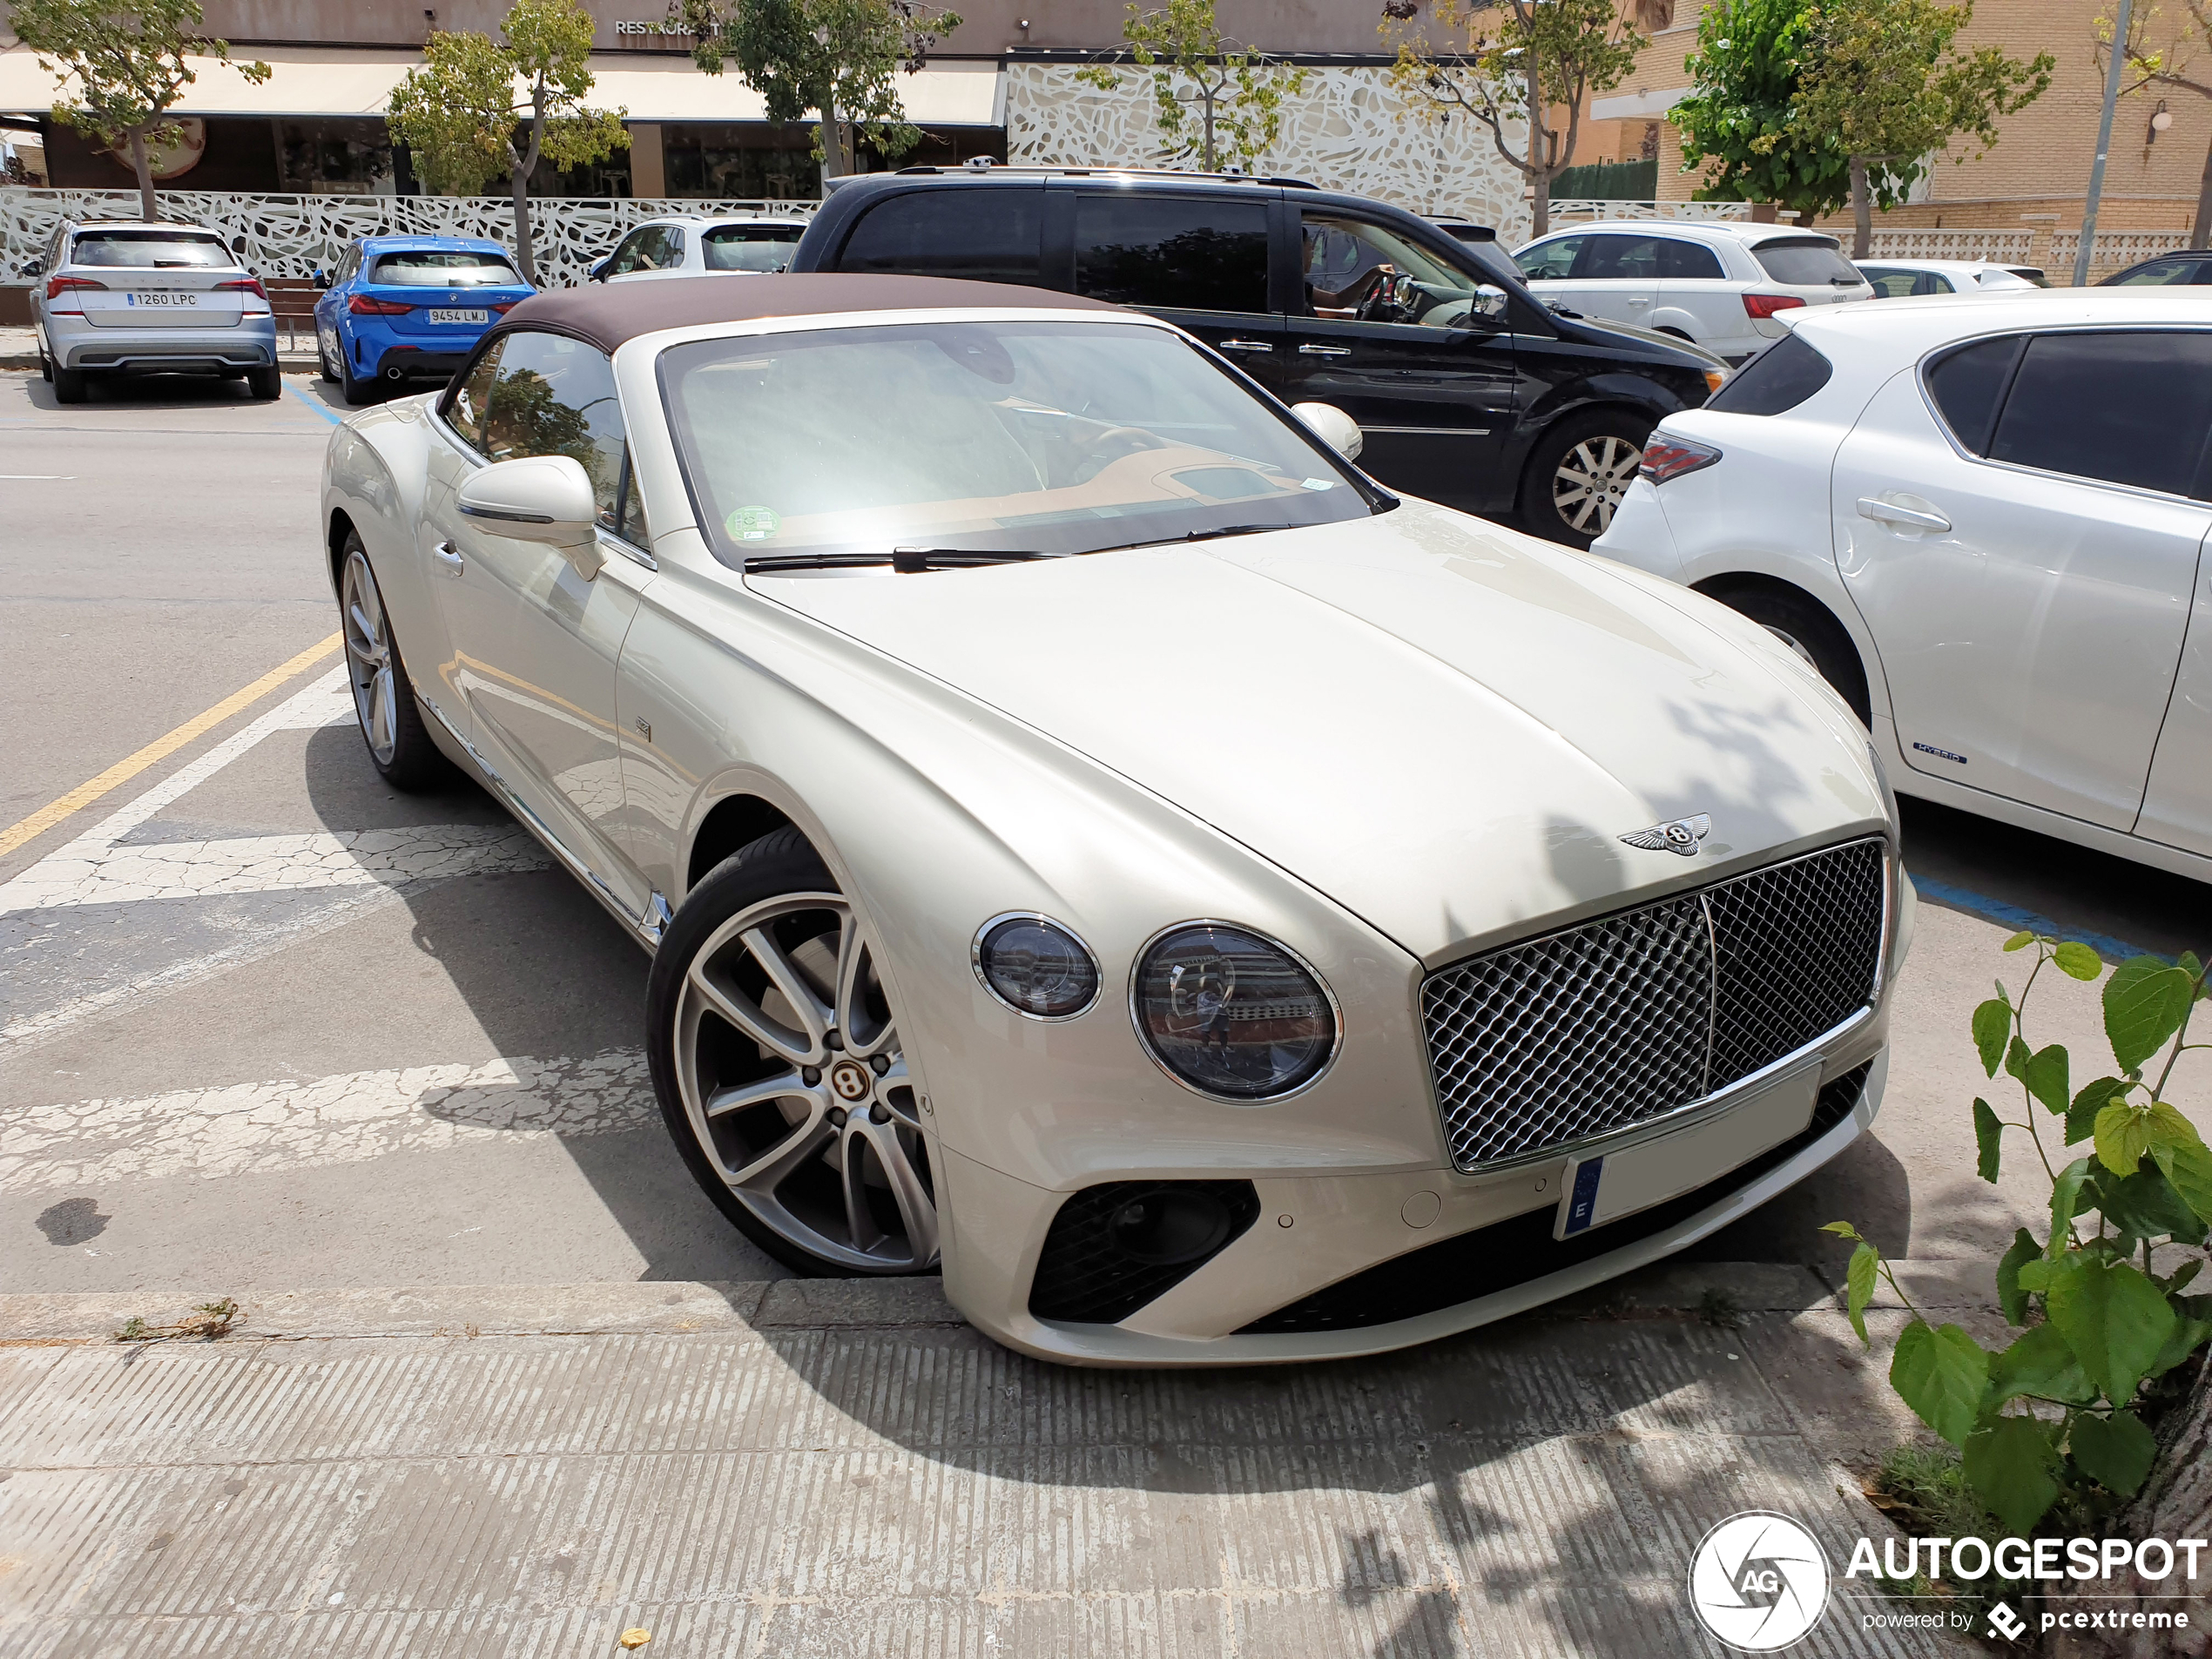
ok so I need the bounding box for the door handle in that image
[434,541,465,576]
[1856,496,1952,533]
[1298,343,1352,357]
[1629,297,1650,307]
[1217,338,1273,353]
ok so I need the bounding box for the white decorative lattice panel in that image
[1003,64,1532,241]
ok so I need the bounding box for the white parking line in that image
[0,1050,653,1191]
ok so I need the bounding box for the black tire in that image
[1518,408,1655,549]
[646,826,939,1278]
[1702,581,1873,727]
[340,348,376,406]
[337,530,453,791]
[38,347,52,383]
[247,365,281,400]
[52,363,87,404]
[318,337,338,384]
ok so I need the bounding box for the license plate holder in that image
[1555,1061,1824,1239]
[426,307,489,325]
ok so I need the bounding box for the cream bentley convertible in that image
[320,274,1912,1366]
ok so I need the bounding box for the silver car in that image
[26,219,280,402]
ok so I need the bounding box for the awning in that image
[0,44,1003,125]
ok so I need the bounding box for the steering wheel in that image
[1070,424,1170,485]
[1354,268,1415,324]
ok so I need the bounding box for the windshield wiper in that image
[1103,523,1290,554]
[744,547,1052,575]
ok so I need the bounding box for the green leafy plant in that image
[1671,0,1850,222]
[386,0,629,284]
[1077,0,1310,174]
[1828,934,2212,1534]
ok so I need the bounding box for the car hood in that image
[750,504,1884,961]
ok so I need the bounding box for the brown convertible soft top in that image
[489,273,1120,354]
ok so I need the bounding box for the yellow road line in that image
[0,633,342,860]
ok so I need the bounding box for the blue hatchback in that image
[312,235,535,404]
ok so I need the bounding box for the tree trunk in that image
[127,126,158,223]
[2193,133,2212,250]
[1850,155,1872,260]
[817,85,846,180]
[1526,66,1548,238]
[1202,85,1217,172]
[2046,1361,2212,1658]
[510,165,536,287]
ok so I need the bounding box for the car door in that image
[1070,189,1280,389]
[1832,327,2212,828]
[1649,235,1735,341]
[421,328,657,910]
[1555,233,1662,327]
[1280,207,1517,509]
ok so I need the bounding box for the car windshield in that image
[370,251,523,287]
[704,225,802,272]
[664,320,1379,568]
[71,231,232,268]
[1752,237,1862,286]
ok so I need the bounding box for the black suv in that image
[789,166,1726,545]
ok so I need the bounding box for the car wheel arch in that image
[1691,570,1879,727]
[685,791,803,894]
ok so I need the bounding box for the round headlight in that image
[1131,922,1339,1099]
[974,914,1101,1020]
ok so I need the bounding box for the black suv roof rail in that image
[882,160,1320,189]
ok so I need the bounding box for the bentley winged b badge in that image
[1620,813,1711,857]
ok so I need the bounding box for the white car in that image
[1855,259,2044,298]
[589,213,809,283]
[1592,289,2212,884]
[320,273,1906,1365]
[1514,220,1874,364]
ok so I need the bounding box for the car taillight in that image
[348,294,413,315]
[490,301,518,313]
[217,277,268,301]
[1742,293,1807,320]
[1639,434,1723,485]
[46,275,105,301]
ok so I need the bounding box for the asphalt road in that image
[3,367,2207,1307]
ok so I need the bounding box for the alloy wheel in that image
[341,549,399,766]
[1761,624,1821,671]
[1551,434,1642,536]
[672,892,936,1272]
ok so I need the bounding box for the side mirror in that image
[456,455,603,577]
[21,256,44,280]
[1291,401,1363,462]
[312,267,330,289]
[589,258,610,283]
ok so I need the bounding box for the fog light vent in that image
[1028,1180,1261,1324]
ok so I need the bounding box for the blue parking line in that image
[287,382,341,425]
[1908,873,2161,965]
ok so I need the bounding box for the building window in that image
[663,123,821,200]
[274,118,394,194]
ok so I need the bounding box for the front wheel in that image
[1519,409,1653,549]
[646,827,940,1278]
[338,533,451,790]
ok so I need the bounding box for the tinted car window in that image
[1575,234,1662,280]
[477,331,629,528]
[445,339,505,453]
[1514,237,1581,280]
[704,223,801,272]
[604,227,663,278]
[370,251,523,287]
[2106,257,2200,286]
[1923,334,2024,453]
[1987,331,2212,496]
[71,230,232,268]
[1656,238,1725,280]
[1075,194,1267,313]
[1301,212,1506,328]
[1702,331,1834,415]
[1751,237,1860,286]
[836,188,1043,284]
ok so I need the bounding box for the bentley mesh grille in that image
[1421,839,1885,1169]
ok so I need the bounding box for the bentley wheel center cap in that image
[829,1060,872,1102]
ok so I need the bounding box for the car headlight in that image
[1131,922,1339,1099]
[974,914,1101,1020]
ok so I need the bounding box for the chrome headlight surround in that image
[972,912,1103,1022]
[1127,919,1343,1102]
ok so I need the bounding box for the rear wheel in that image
[339,533,451,790]
[52,363,87,404]
[647,827,939,1278]
[246,366,281,400]
[340,347,375,407]
[1701,581,1873,727]
[1519,408,1653,549]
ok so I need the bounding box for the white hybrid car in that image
[320,273,1908,1365]
[589,213,810,283]
[1593,290,2212,883]
[1513,219,1874,363]
[1855,259,2044,298]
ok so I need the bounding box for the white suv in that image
[587,212,810,283]
[1589,289,2212,882]
[1513,220,1873,363]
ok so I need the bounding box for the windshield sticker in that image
[1300,477,1337,490]
[725,505,781,542]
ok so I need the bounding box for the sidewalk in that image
[0,1263,1987,1657]
[0,325,321,372]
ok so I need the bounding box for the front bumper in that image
[48,313,276,371]
[946,1039,1887,1366]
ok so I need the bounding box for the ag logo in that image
[1688,1512,1830,1651]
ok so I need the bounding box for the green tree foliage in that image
[10,0,269,221]
[667,0,961,179]
[1078,0,1311,174]
[1671,0,1850,222]
[2104,0,2212,247]
[1382,0,1644,238]
[1828,934,2212,1547]
[386,0,629,284]
[1791,0,2051,256]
